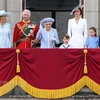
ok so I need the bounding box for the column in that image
[0,0,6,10]
[85,0,100,35]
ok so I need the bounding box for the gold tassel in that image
[84,65,87,74]
[16,49,20,73]
[83,49,88,74]
[16,65,20,73]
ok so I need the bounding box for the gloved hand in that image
[51,38,56,43]
[27,30,34,37]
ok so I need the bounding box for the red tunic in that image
[13,21,38,48]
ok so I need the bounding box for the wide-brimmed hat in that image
[39,17,54,29]
[40,17,54,25]
[70,4,84,15]
[0,10,11,17]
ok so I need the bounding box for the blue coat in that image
[36,28,59,48]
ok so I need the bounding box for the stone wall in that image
[85,0,100,36]
[0,0,22,42]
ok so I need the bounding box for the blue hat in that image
[70,4,84,15]
[0,10,11,16]
[40,17,54,25]
[39,17,54,29]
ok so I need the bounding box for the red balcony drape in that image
[0,48,100,98]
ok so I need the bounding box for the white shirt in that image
[59,43,72,48]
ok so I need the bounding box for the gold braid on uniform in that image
[17,24,28,37]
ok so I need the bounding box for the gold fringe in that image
[0,76,100,98]
[0,76,17,96]
[17,76,100,98]
[85,76,100,95]
[17,76,85,99]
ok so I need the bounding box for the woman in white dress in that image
[67,4,87,48]
[0,10,12,48]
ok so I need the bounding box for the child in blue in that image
[85,27,99,48]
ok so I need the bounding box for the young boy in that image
[59,34,72,48]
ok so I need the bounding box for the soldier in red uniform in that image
[13,9,38,48]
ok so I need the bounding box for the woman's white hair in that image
[22,9,31,17]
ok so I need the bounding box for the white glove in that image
[51,38,56,42]
[30,30,33,34]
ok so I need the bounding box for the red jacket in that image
[13,21,38,48]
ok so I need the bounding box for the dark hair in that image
[73,8,82,15]
[63,34,70,39]
[89,27,97,37]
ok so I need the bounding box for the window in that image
[26,0,79,11]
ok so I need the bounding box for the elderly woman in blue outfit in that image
[0,10,12,48]
[32,17,59,48]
